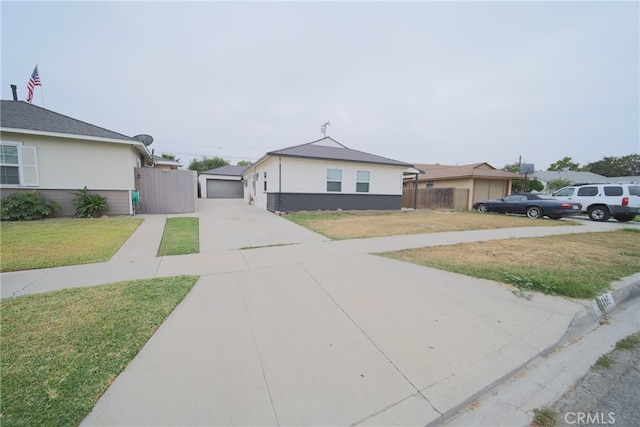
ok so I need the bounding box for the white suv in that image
[552,183,640,222]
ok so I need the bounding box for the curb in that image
[438,273,640,426]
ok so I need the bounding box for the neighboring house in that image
[242,137,415,212]
[199,165,247,198]
[152,154,181,170]
[404,163,523,210]
[531,171,608,193]
[0,100,154,216]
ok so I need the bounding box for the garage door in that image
[206,179,243,198]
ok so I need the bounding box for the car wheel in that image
[526,206,542,219]
[613,213,636,222]
[587,205,610,222]
[476,203,488,213]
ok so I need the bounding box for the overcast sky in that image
[2,1,638,170]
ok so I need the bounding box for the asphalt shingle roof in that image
[268,137,412,167]
[412,163,522,180]
[1,100,134,141]
[202,165,248,176]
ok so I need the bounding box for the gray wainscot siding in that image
[267,193,401,212]
[0,188,130,216]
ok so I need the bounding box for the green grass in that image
[0,218,143,272]
[157,217,199,256]
[381,230,640,299]
[0,275,199,427]
[615,334,639,350]
[531,406,557,427]
[594,354,613,370]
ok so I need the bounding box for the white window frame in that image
[0,141,39,187]
[327,168,342,192]
[356,170,370,193]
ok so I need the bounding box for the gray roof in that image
[1,100,134,141]
[267,137,412,167]
[532,170,608,184]
[201,165,248,176]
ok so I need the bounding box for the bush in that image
[72,187,108,218]
[1,191,59,221]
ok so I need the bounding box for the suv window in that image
[577,186,598,196]
[629,186,640,196]
[554,188,574,197]
[603,186,623,196]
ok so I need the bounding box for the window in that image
[0,144,19,184]
[426,181,434,189]
[603,186,623,197]
[577,186,598,197]
[356,170,370,193]
[327,168,342,192]
[0,142,39,186]
[553,188,574,197]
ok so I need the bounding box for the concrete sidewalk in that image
[2,205,638,426]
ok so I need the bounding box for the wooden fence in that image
[135,168,197,214]
[402,187,469,210]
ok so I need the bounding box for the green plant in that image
[594,354,613,370]
[615,335,639,350]
[71,187,108,218]
[0,190,59,220]
[531,406,557,427]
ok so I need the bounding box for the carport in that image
[198,165,247,198]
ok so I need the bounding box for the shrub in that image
[1,191,59,221]
[72,187,108,218]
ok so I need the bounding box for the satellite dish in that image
[133,134,154,146]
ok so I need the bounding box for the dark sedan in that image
[473,193,582,219]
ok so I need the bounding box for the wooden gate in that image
[135,168,197,214]
[402,187,469,210]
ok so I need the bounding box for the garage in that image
[206,179,243,198]
[198,165,247,199]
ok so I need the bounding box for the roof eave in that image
[1,126,153,161]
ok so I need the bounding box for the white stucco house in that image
[0,100,154,216]
[198,165,247,198]
[242,137,415,212]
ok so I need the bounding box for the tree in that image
[188,156,229,175]
[236,160,252,167]
[547,178,572,193]
[161,153,181,163]
[547,156,584,172]
[511,177,543,193]
[502,162,520,174]
[585,154,640,177]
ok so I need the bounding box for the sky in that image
[2,0,639,171]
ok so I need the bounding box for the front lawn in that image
[381,229,640,299]
[0,217,143,272]
[0,275,199,427]
[284,210,576,240]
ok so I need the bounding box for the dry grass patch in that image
[381,229,640,299]
[285,210,575,240]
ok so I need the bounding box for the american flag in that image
[27,65,41,103]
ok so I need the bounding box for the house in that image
[404,163,523,210]
[152,154,181,170]
[0,100,154,216]
[242,137,415,212]
[198,165,247,198]
[531,171,610,193]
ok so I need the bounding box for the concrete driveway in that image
[195,198,327,252]
[78,201,603,426]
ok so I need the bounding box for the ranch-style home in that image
[242,137,415,212]
[0,100,154,216]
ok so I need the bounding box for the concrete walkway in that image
[2,200,638,426]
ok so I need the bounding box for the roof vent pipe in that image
[10,84,18,101]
